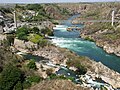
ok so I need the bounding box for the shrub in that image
[28,34,43,44]
[16,26,29,41]
[27,59,37,70]
[46,68,53,76]
[0,64,23,90]
[13,81,23,90]
[26,75,41,83]
[23,81,31,89]
[30,27,40,34]
[38,39,49,47]
[84,36,94,42]
[41,27,53,36]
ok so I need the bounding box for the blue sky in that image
[0,0,119,3]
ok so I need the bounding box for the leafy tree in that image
[41,27,53,36]
[16,26,29,41]
[31,27,40,34]
[0,64,23,90]
[26,4,43,11]
[13,81,23,90]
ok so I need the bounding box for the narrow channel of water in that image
[51,14,120,73]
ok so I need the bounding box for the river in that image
[51,14,120,73]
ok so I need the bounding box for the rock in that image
[14,38,38,50]
[87,61,120,88]
[33,46,68,65]
[69,66,77,71]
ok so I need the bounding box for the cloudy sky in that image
[0,0,119,3]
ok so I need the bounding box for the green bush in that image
[27,59,37,70]
[84,36,94,42]
[41,27,53,36]
[16,26,29,41]
[31,27,40,34]
[13,81,23,90]
[28,34,43,44]
[0,64,23,90]
[49,74,67,80]
[26,75,41,83]
[38,39,49,47]
[26,4,43,11]
[23,81,31,89]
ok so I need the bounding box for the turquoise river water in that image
[51,14,120,73]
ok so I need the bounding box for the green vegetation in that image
[26,75,42,83]
[0,64,23,90]
[27,59,37,70]
[100,86,108,90]
[84,36,94,42]
[16,26,52,47]
[0,46,44,90]
[26,4,43,11]
[28,34,43,44]
[16,26,29,41]
[41,27,54,36]
[83,10,100,19]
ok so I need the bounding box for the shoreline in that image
[14,39,120,88]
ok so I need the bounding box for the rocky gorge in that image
[13,38,120,88]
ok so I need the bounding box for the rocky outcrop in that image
[95,40,120,57]
[33,46,68,65]
[32,45,120,88]
[0,34,6,41]
[14,38,38,50]
[86,61,120,88]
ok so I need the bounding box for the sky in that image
[0,0,120,3]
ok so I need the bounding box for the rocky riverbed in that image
[31,45,120,88]
[13,37,120,89]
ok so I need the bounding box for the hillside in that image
[74,2,120,56]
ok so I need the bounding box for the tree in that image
[0,64,23,90]
[41,27,53,36]
[31,27,40,34]
[26,4,43,11]
[13,81,23,90]
[16,26,29,41]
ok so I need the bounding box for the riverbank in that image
[80,24,120,57]
[14,39,120,89]
[33,45,120,88]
